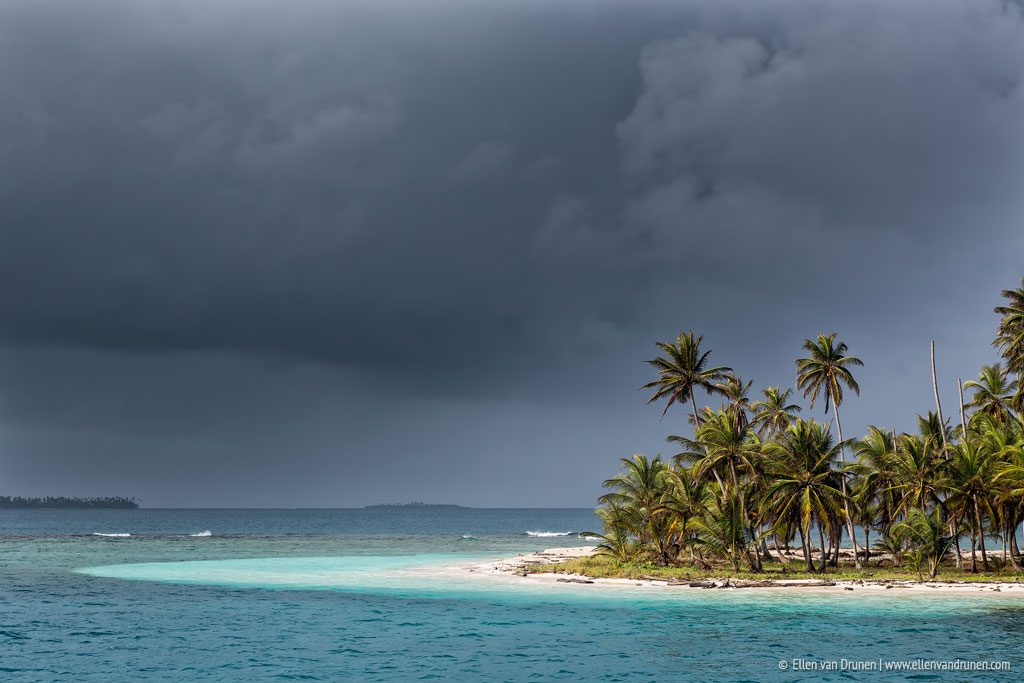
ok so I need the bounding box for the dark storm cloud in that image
[1,0,1024,505]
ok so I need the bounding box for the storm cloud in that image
[1,0,1023,506]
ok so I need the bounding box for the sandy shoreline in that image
[464,546,1024,595]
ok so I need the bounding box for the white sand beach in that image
[465,546,1024,595]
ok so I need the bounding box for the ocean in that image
[1,507,1020,681]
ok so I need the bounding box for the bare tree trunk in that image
[690,393,702,432]
[931,341,949,453]
[957,378,967,437]
[950,378,966,573]
[831,400,862,568]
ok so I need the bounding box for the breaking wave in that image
[190,530,212,538]
[525,531,571,538]
[92,532,131,538]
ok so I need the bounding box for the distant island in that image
[364,502,467,509]
[0,496,139,509]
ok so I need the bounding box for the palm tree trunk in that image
[951,514,963,570]
[931,341,949,453]
[690,393,702,432]
[976,499,990,571]
[818,523,828,574]
[759,534,774,562]
[831,400,862,568]
[1012,521,1021,569]
[863,527,870,562]
[799,527,812,572]
[772,534,791,571]
[729,461,759,572]
[957,378,967,436]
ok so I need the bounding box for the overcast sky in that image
[1,0,1023,507]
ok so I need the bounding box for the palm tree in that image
[643,331,732,430]
[917,411,955,454]
[659,467,708,565]
[890,433,946,515]
[715,374,754,429]
[761,419,847,573]
[944,441,998,572]
[676,409,763,571]
[990,413,1024,567]
[582,504,639,563]
[751,386,802,436]
[964,364,1018,423]
[852,426,899,541]
[599,454,671,564]
[891,508,955,579]
[691,493,747,573]
[796,333,864,567]
[995,278,1024,410]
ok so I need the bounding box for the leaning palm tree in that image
[964,363,1018,423]
[643,331,732,430]
[796,333,864,567]
[995,278,1024,410]
[751,386,802,437]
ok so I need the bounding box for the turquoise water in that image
[2,508,1022,681]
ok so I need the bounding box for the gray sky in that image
[2,0,1023,507]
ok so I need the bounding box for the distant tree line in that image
[0,496,139,509]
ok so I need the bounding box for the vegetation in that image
[536,555,1020,583]
[0,496,139,509]
[588,278,1024,579]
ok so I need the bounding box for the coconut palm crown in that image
[643,331,732,425]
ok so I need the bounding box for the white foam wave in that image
[460,534,478,540]
[190,530,212,537]
[526,531,571,537]
[92,532,131,538]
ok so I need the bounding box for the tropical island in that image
[529,277,1024,586]
[0,496,139,509]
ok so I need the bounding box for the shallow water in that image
[2,508,1021,681]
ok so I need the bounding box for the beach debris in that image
[556,577,594,584]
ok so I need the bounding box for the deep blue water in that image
[2,508,1022,681]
